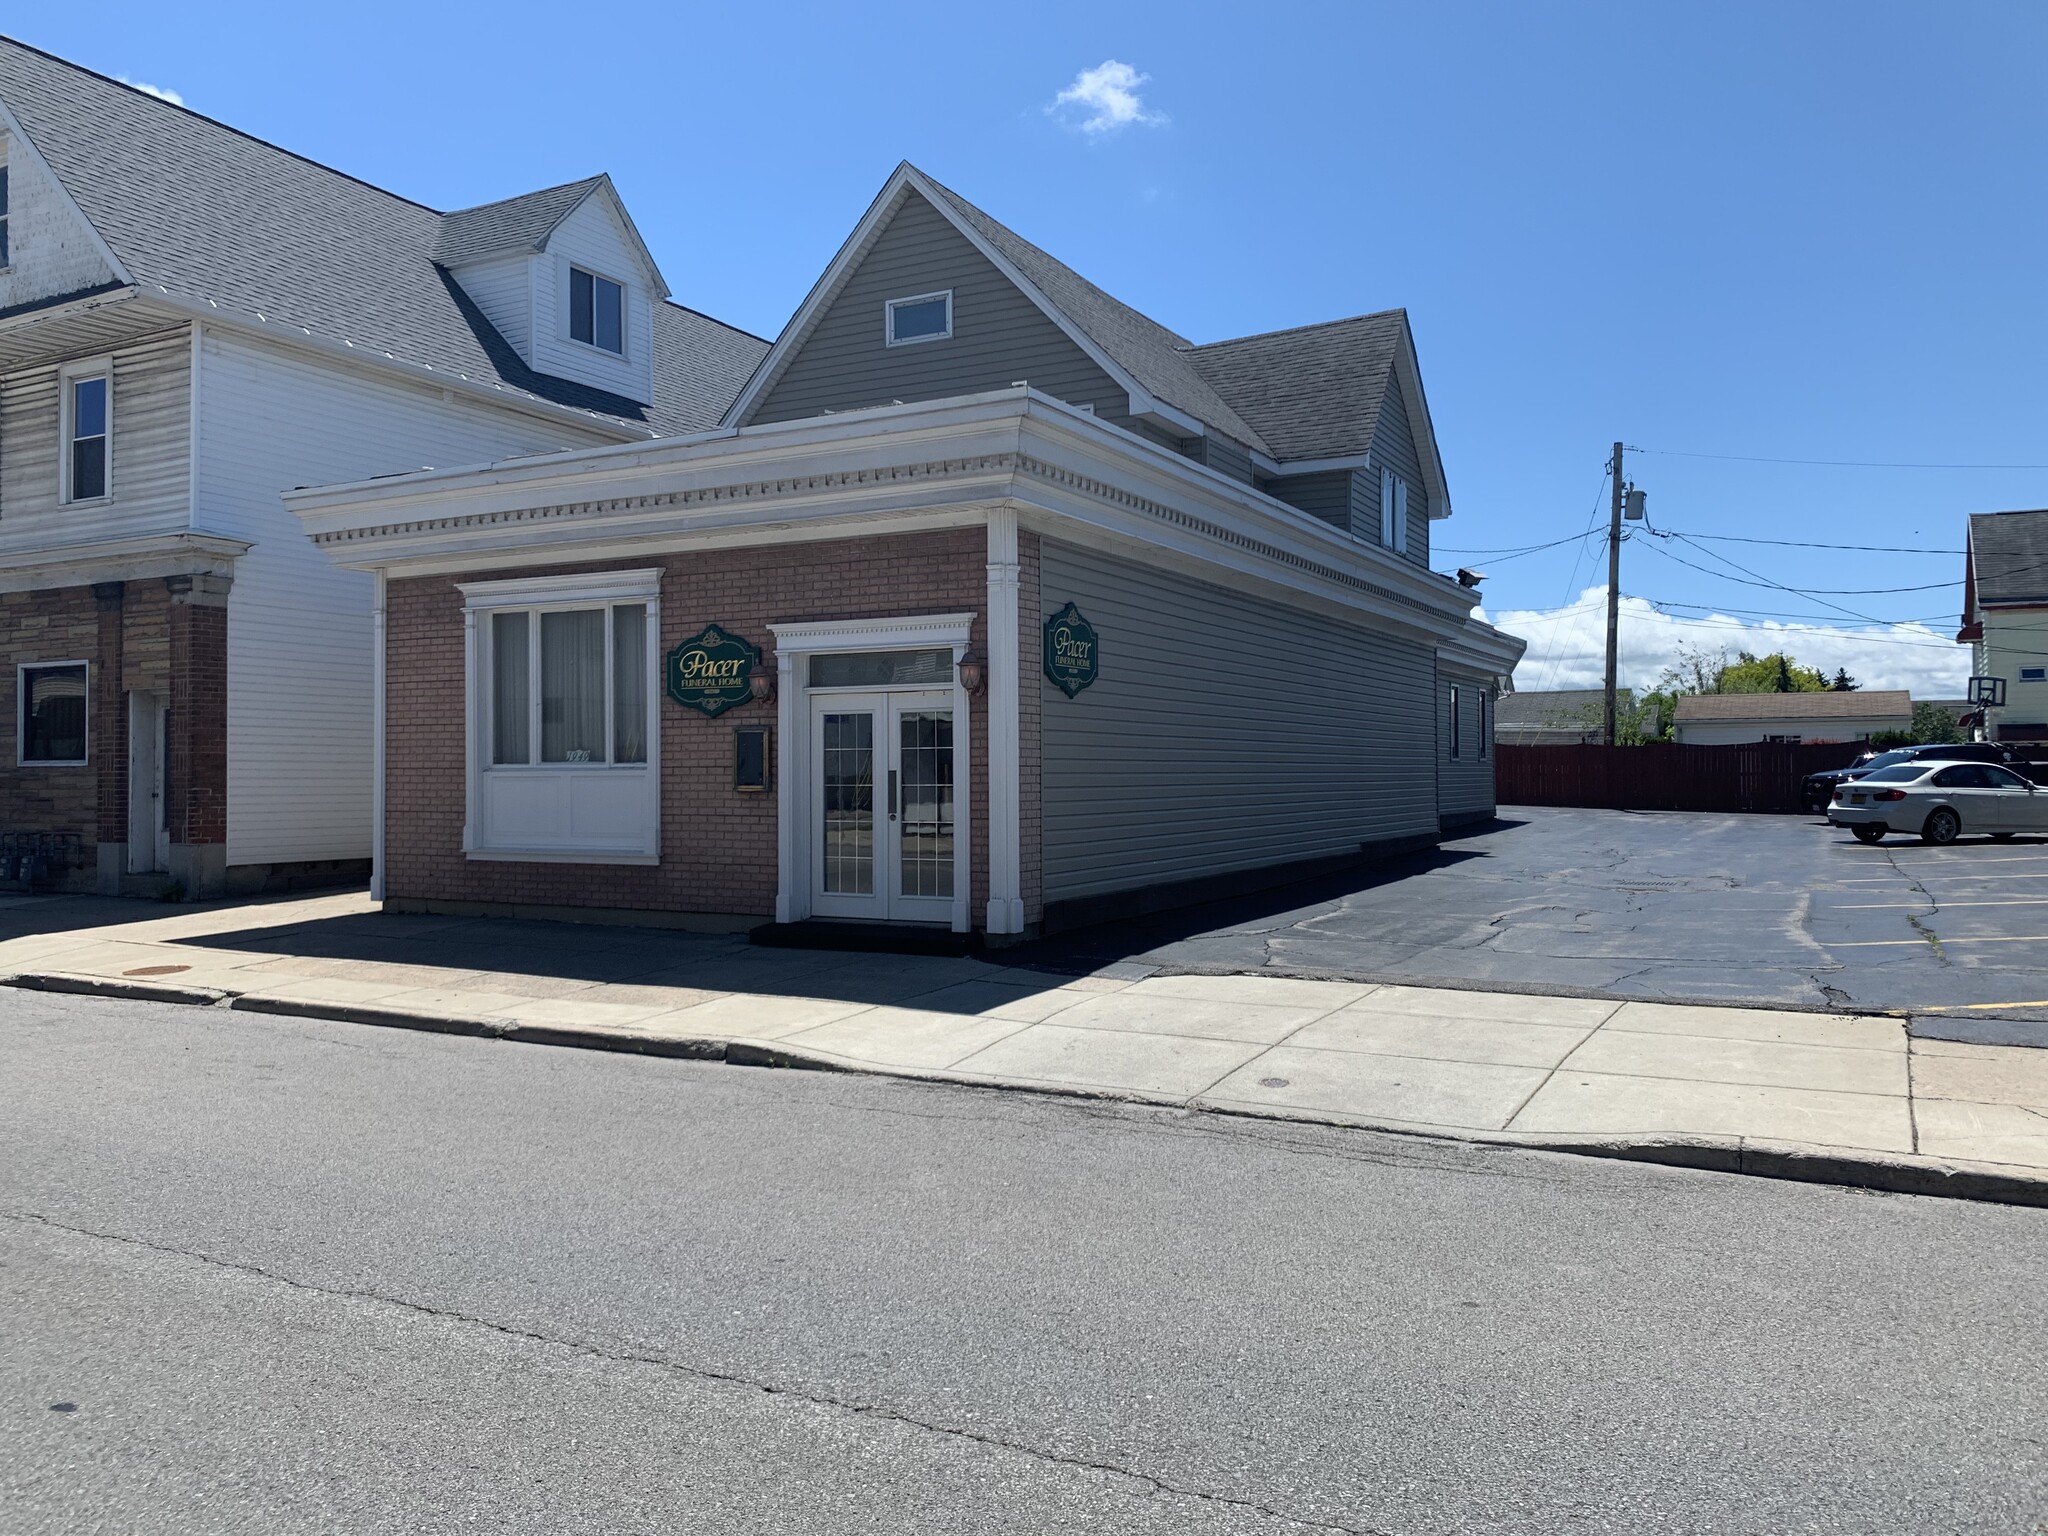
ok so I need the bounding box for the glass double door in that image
[812,691,956,922]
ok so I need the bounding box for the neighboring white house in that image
[1671,691,1912,745]
[0,37,765,895]
[1960,509,2048,749]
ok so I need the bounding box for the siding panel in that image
[1265,470,1350,531]
[1437,664,1496,821]
[529,195,656,404]
[749,190,1131,428]
[0,327,190,553]
[1039,541,1437,901]
[1371,375,1431,568]
[449,251,535,361]
[198,329,617,865]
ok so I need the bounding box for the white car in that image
[1828,759,2047,844]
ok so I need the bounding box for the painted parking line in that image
[1837,874,2048,883]
[1832,934,2048,947]
[1915,999,2048,1012]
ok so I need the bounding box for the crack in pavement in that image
[1879,845,1949,965]
[2,1209,1393,1536]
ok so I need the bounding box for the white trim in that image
[371,570,388,902]
[17,659,90,767]
[458,567,662,609]
[768,612,976,653]
[465,848,662,866]
[59,355,112,505]
[1270,452,1374,476]
[0,530,249,595]
[984,507,1024,934]
[885,289,953,348]
[1448,683,1463,761]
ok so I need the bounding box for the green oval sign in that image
[1043,602,1099,698]
[666,624,760,718]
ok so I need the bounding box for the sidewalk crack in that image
[3,1209,1393,1536]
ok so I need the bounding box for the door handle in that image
[888,770,898,821]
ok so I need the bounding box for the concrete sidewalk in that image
[4,892,2046,1203]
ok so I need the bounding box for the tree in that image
[1911,702,1964,744]
[1714,650,1830,694]
[1831,668,1859,692]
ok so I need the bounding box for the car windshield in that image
[1861,765,1933,783]
[1858,750,1914,771]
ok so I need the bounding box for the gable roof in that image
[1968,509,2048,607]
[1672,690,1912,723]
[1494,688,1617,726]
[1185,312,1404,462]
[433,176,607,266]
[0,36,757,433]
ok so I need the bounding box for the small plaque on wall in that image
[734,726,771,792]
[1043,602,1099,698]
[667,625,759,718]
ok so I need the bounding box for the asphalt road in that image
[1015,806,2048,1041]
[6,991,2046,1534]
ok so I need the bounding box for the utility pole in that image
[1603,441,1624,746]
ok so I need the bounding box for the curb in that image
[16,971,2048,1210]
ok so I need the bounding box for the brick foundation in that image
[384,530,990,922]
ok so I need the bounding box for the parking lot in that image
[1017,805,2048,1043]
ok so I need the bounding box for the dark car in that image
[1802,741,2028,813]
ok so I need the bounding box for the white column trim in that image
[984,507,1024,933]
[371,569,388,902]
[951,642,973,934]
[774,647,799,924]
[461,603,479,857]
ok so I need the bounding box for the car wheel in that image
[1852,824,1886,844]
[1923,808,1962,845]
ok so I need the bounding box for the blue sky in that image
[21,1,2047,694]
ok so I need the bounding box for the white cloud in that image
[1490,586,1969,699]
[1050,61,1165,135]
[118,77,185,106]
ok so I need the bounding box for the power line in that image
[1436,530,1601,557]
[1637,535,1895,625]
[1670,531,1966,556]
[1638,447,2048,471]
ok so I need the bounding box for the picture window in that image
[488,602,648,767]
[19,662,88,766]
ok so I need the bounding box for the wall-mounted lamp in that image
[747,660,776,704]
[957,652,987,696]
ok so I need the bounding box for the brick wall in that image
[0,585,100,858]
[384,529,990,921]
[1018,530,1043,926]
[167,595,228,846]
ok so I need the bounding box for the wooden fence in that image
[1495,741,1865,814]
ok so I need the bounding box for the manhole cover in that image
[122,965,190,977]
[1258,1077,1290,1089]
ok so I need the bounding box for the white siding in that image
[1982,610,2048,734]
[0,327,190,555]
[197,328,619,865]
[447,251,536,362]
[0,132,119,309]
[530,195,655,404]
[1675,717,1908,745]
[1038,540,1438,903]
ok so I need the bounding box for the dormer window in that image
[569,266,624,355]
[886,290,952,347]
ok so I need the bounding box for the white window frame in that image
[1448,683,1462,761]
[1380,467,1407,554]
[18,659,90,767]
[564,262,629,358]
[460,568,661,863]
[60,356,112,504]
[885,289,954,348]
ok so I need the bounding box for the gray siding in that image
[1437,664,1495,823]
[749,190,1133,428]
[1264,469,1350,532]
[1197,433,1254,487]
[1370,375,1431,568]
[1038,540,1437,902]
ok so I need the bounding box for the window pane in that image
[808,649,952,688]
[612,603,646,764]
[541,609,607,762]
[491,612,530,765]
[821,712,874,894]
[71,436,107,501]
[73,376,107,438]
[594,275,623,354]
[898,709,954,898]
[890,296,948,342]
[24,664,87,762]
[569,266,594,345]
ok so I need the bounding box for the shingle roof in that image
[1495,688,1614,726]
[433,176,607,267]
[0,37,764,434]
[1184,312,1406,463]
[915,173,1276,455]
[1969,509,2048,606]
[1672,690,1912,722]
